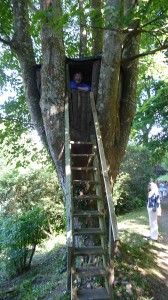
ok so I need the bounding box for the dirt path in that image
[117,195,168,299]
[152,195,168,299]
[158,195,168,243]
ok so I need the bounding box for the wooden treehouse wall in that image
[67,57,101,142]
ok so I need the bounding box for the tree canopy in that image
[0,0,168,190]
[131,51,168,164]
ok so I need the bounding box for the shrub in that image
[113,146,153,215]
[1,208,47,276]
[0,168,65,234]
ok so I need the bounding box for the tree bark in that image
[79,0,87,57]
[97,0,125,181]
[11,0,66,191]
[11,0,45,144]
[90,0,103,56]
[97,0,140,182]
[40,0,66,190]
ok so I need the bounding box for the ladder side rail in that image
[90,92,119,242]
[65,66,73,291]
[65,65,73,246]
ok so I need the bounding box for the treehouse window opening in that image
[68,61,93,90]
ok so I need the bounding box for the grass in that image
[157,174,168,181]
[0,207,167,300]
[115,207,168,299]
[0,235,69,300]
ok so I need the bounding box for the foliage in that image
[0,235,68,299]
[0,208,47,276]
[0,95,50,168]
[131,52,168,164]
[113,146,153,215]
[1,205,166,299]
[154,165,167,176]
[0,1,167,162]
[0,166,65,234]
[0,159,65,277]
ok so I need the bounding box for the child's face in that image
[74,73,82,84]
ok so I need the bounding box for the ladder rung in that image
[77,288,110,300]
[71,167,97,171]
[73,210,104,217]
[71,154,95,157]
[73,195,102,201]
[70,141,93,145]
[74,246,104,255]
[73,228,105,235]
[73,180,100,185]
[76,267,108,278]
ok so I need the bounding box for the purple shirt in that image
[70,81,91,91]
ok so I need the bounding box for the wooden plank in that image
[67,246,72,290]
[65,66,73,293]
[90,92,119,242]
[73,228,105,235]
[91,60,101,100]
[76,267,108,278]
[65,95,73,247]
[73,210,104,217]
[70,141,93,145]
[71,167,97,171]
[74,246,104,255]
[71,154,95,157]
[73,180,99,185]
[77,288,110,300]
[73,195,102,200]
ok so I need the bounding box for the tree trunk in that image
[11,0,66,191]
[79,0,87,57]
[90,0,103,56]
[40,0,66,190]
[8,0,140,192]
[97,0,140,182]
[11,0,45,144]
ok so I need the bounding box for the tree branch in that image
[0,116,34,129]
[0,36,11,46]
[27,0,39,13]
[141,9,168,30]
[122,43,168,63]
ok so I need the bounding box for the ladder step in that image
[76,267,108,278]
[73,210,104,217]
[70,141,93,145]
[73,195,102,201]
[73,180,100,185]
[71,167,97,171]
[73,228,105,235]
[77,288,110,300]
[71,154,95,157]
[74,246,105,256]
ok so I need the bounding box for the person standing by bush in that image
[147,182,161,241]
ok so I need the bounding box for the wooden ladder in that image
[65,92,119,300]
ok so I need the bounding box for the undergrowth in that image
[0,207,166,300]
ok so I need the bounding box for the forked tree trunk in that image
[9,0,140,193]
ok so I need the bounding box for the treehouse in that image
[65,57,119,300]
[66,56,101,142]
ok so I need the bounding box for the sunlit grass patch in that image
[114,207,167,299]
